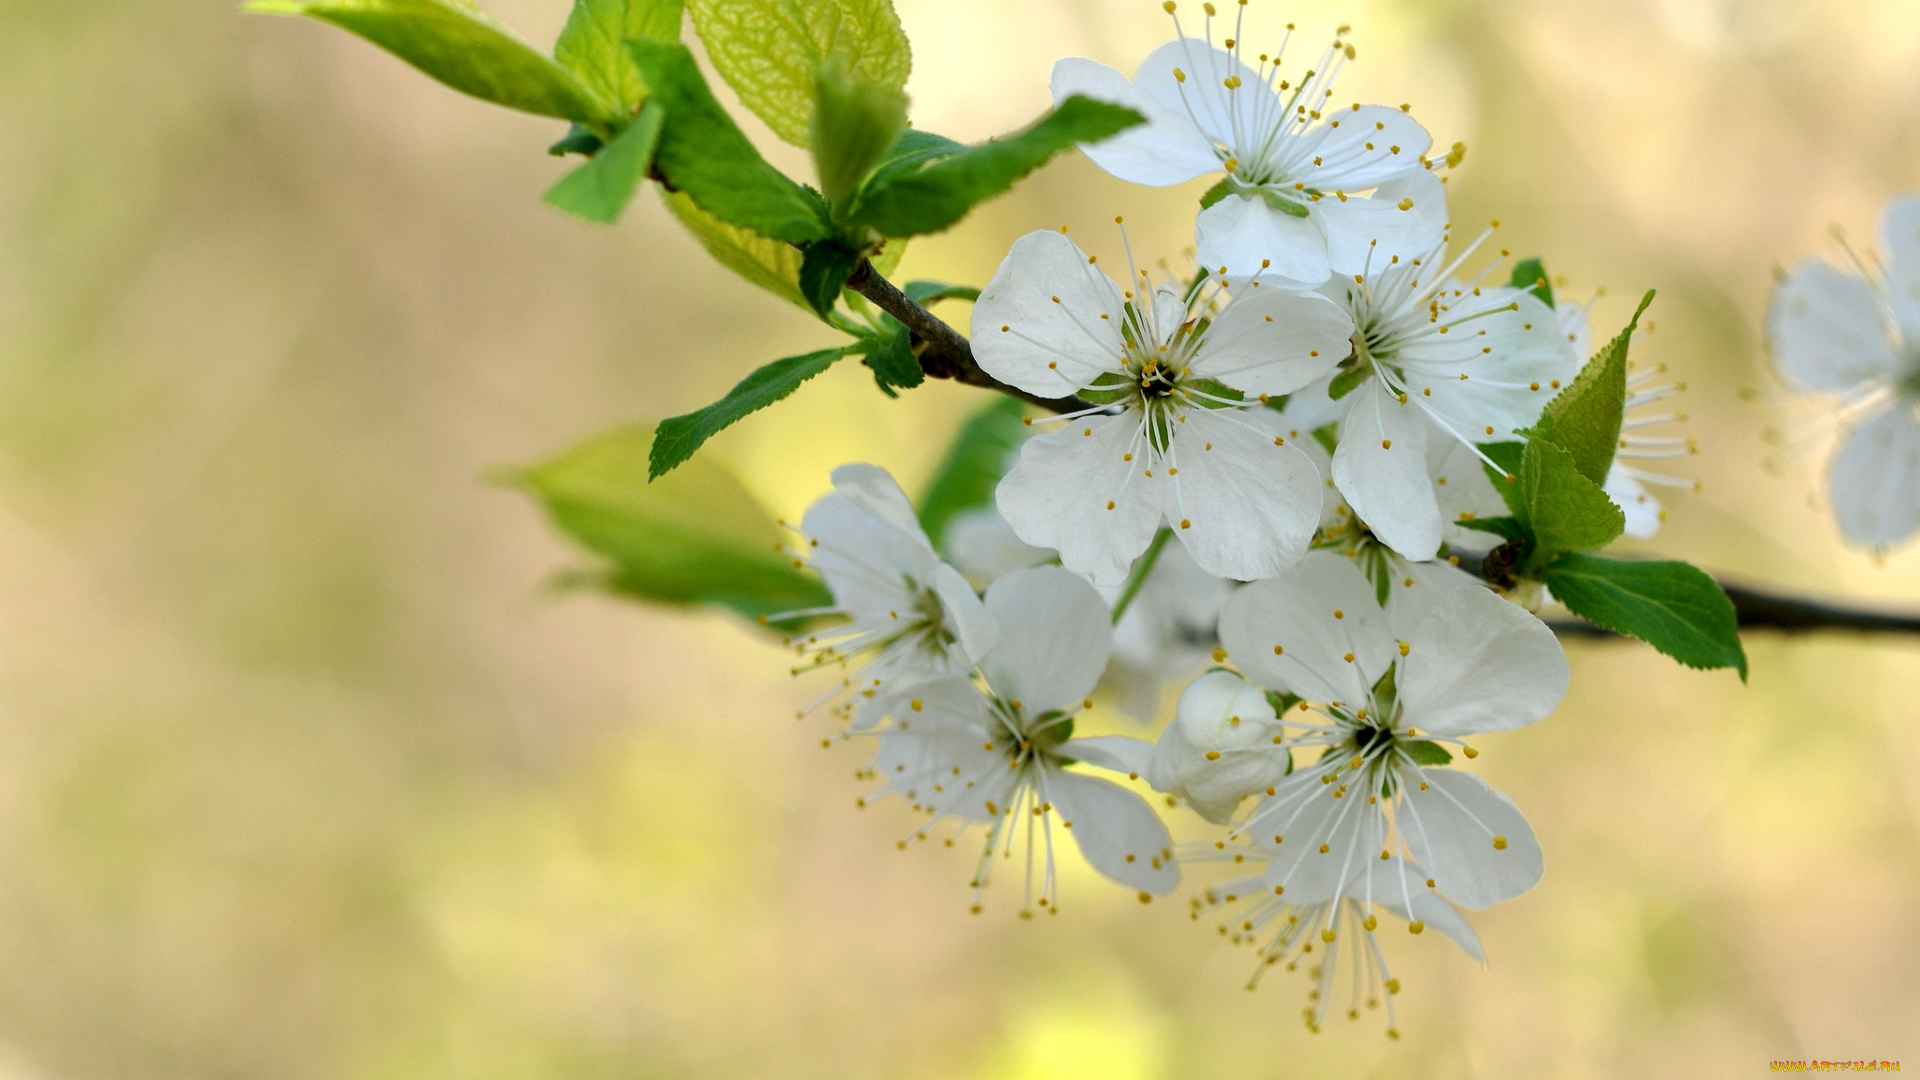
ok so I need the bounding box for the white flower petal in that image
[940,506,1053,588]
[1376,889,1486,963]
[1298,105,1432,192]
[973,230,1128,398]
[1604,464,1663,540]
[830,463,931,545]
[931,561,999,664]
[1045,767,1181,895]
[1145,670,1288,824]
[1829,401,1920,550]
[1317,170,1449,277]
[1049,56,1219,186]
[1431,436,1510,548]
[1061,734,1155,776]
[867,678,1009,822]
[1167,409,1321,580]
[1195,194,1331,287]
[1243,767,1381,904]
[1189,286,1352,397]
[1332,379,1443,560]
[801,492,930,617]
[980,566,1114,714]
[1398,768,1542,910]
[1220,550,1394,705]
[1395,577,1568,737]
[1132,37,1265,154]
[997,413,1163,587]
[1397,290,1578,440]
[1878,193,1920,344]
[1767,260,1899,392]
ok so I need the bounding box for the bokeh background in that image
[3,0,1920,1075]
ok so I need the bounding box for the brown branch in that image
[843,259,1088,414]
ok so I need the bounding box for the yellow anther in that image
[1212,647,1228,662]
[1321,927,1336,942]
[1492,835,1508,850]
[1462,746,1479,758]
[1205,750,1221,760]
[1398,641,1410,657]
[1408,921,1424,934]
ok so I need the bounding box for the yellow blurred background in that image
[3,0,1920,1076]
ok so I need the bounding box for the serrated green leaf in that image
[1529,290,1655,485]
[1522,438,1624,556]
[1545,553,1747,678]
[846,96,1144,238]
[862,327,923,392]
[554,0,684,116]
[686,0,911,149]
[513,423,831,623]
[629,40,831,244]
[811,57,908,208]
[1479,440,1526,516]
[861,129,963,193]
[799,239,864,316]
[248,0,615,126]
[917,396,1029,547]
[651,346,850,478]
[660,188,808,310]
[1400,740,1453,766]
[1508,257,1553,308]
[543,100,663,223]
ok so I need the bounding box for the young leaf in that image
[861,129,963,192]
[1479,440,1526,516]
[917,396,1029,547]
[659,189,809,310]
[1522,438,1625,556]
[628,40,831,244]
[861,326,923,393]
[901,280,979,305]
[798,239,866,316]
[513,424,832,623]
[247,0,614,126]
[543,100,663,223]
[685,0,911,149]
[1544,553,1747,678]
[811,57,909,208]
[1528,290,1655,485]
[650,346,850,478]
[1508,257,1553,308]
[846,96,1145,237]
[554,0,685,116]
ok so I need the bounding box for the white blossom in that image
[1053,14,1443,287]
[1766,193,1920,550]
[860,566,1177,912]
[794,465,997,729]
[973,229,1354,586]
[1101,538,1233,721]
[1153,551,1568,1030]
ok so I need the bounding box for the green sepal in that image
[1310,423,1340,457]
[685,0,912,150]
[1508,257,1553,308]
[542,100,664,224]
[1078,371,1135,406]
[917,396,1030,547]
[1520,438,1625,561]
[1525,290,1655,485]
[629,40,831,244]
[649,346,850,478]
[846,96,1144,237]
[247,0,617,127]
[811,56,910,210]
[1369,662,1399,719]
[1258,188,1311,219]
[1265,689,1304,716]
[509,423,832,627]
[1327,365,1370,402]
[1544,553,1747,679]
[1359,544,1394,607]
[1400,740,1453,766]
[555,0,685,117]
[799,239,865,317]
[1185,378,1245,410]
[1198,177,1234,210]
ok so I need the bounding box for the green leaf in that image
[1327,365,1370,402]
[685,0,912,149]
[1528,290,1655,485]
[629,40,831,244]
[861,129,963,193]
[512,424,831,624]
[901,280,979,305]
[1508,257,1553,308]
[1522,439,1625,556]
[861,327,923,393]
[1479,440,1526,516]
[650,346,850,478]
[799,239,864,316]
[542,100,663,223]
[1455,515,1526,543]
[248,0,614,126]
[1400,740,1453,766]
[549,124,604,156]
[811,56,909,208]
[554,0,685,116]
[1198,177,1234,210]
[659,188,809,310]
[1544,553,1747,678]
[846,96,1145,238]
[917,396,1029,547]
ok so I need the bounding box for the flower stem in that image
[1110,528,1175,625]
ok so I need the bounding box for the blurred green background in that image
[3,0,1920,1076]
